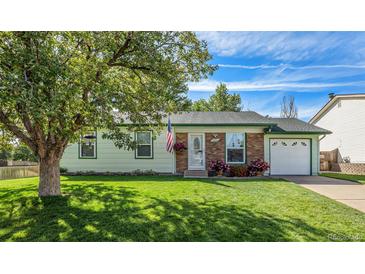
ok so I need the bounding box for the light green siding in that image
[264,134,320,175]
[61,129,174,173]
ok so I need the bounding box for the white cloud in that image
[298,106,322,120]
[218,64,365,70]
[198,32,365,62]
[188,79,365,92]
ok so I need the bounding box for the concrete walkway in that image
[279,176,365,213]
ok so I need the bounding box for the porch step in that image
[184,170,208,178]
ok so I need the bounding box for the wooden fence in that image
[0,165,39,180]
[320,149,339,171]
[0,160,38,167]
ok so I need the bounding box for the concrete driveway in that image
[278,176,365,213]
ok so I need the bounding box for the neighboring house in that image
[310,93,365,164]
[61,111,330,176]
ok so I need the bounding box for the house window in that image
[135,131,153,159]
[79,131,97,159]
[226,133,245,163]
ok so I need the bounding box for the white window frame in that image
[226,132,245,164]
[79,131,97,159]
[135,131,153,159]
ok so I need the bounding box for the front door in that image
[188,133,205,170]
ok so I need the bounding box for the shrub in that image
[209,159,229,173]
[131,169,157,176]
[0,149,12,160]
[60,167,68,173]
[229,165,247,177]
[247,159,270,176]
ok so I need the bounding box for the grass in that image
[321,173,365,185]
[0,176,364,242]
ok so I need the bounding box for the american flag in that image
[166,116,174,153]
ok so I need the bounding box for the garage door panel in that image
[270,139,310,175]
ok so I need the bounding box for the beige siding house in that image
[61,111,330,176]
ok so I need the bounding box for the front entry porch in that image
[183,169,208,178]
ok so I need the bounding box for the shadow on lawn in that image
[0,182,345,242]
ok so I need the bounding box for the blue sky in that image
[188,32,365,121]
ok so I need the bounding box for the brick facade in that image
[175,132,265,173]
[246,133,264,164]
[175,133,188,174]
[205,133,225,169]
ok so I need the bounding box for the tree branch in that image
[108,63,152,71]
[107,32,133,66]
[0,110,37,152]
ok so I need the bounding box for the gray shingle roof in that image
[268,118,331,134]
[117,111,331,134]
[169,111,275,125]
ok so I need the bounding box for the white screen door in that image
[188,134,205,170]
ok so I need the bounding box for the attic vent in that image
[337,101,342,108]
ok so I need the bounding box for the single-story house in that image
[61,111,331,176]
[310,93,365,174]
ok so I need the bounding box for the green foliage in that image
[13,144,38,162]
[191,83,241,111]
[0,128,14,151]
[60,167,68,173]
[0,32,216,155]
[0,128,14,159]
[0,176,365,241]
[0,148,12,160]
[228,165,247,177]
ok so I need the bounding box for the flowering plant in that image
[173,142,187,152]
[209,159,230,173]
[229,165,247,177]
[247,159,270,176]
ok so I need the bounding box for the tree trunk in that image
[38,157,61,196]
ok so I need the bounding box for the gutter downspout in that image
[318,134,327,174]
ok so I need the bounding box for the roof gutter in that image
[117,123,278,127]
[319,134,327,141]
[264,131,332,135]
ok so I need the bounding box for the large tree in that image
[0,32,215,196]
[191,83,241,111]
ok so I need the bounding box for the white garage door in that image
[270,139,311,175]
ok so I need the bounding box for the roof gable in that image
[310,93,365,124]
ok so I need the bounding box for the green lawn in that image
[0,176,364,242]
[321,173,365,184]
